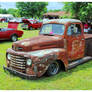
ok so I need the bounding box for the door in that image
[66,23,85,61]
[0,29,8,39]
[0,31,4,39]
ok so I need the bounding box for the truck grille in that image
[10,54,26,73]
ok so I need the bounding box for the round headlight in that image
[27,59,32,66]
[7,54,11,60]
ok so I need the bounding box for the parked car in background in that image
[21,19,42,30]
[9,18,23,23]
[0,14,14,22]
[0,18,6,22]
[0,22,23,42]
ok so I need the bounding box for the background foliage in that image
[0,2,48,18]
[48,9,62,12]
[16,2,48,18]
[63,2,92,21]
[0,2,92,21]
[7,8,20,17]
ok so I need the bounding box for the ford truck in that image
[3,19,92,79]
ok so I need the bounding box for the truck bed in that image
[84,34,92,39]
[84,34,92,56]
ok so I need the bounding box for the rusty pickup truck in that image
[3,19,92,79]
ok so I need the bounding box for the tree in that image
[63,2,92,21]
[60,14,72,19]
[1,9,8,14]
[0,5,2,13]
[16,2,48,18]
[0,4,8,14]
[48,9,62,12]
[0,8,8,14]
[7,8,20,17]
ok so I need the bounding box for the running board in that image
[67,56,92,69]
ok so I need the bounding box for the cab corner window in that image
[67,24,82,36]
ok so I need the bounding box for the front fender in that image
[6,48,68,77]
[29,48,68,77]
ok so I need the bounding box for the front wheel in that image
[11,35,18,42]
[46,61,61,76]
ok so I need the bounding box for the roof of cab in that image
[43,19,81,24]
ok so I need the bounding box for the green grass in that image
[0,23,92,90]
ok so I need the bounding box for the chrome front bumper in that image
[3,66,37,80]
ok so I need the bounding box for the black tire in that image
[35,28,38,30]
[37,28,40,30]
[11,35,18,42]
[2,20,5,23]
[23,28,26,30]
[46,61,61,76]
[29,27,32,30]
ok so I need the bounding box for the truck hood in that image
[22,19,30,24]
[22,19,36,24]
[12,35,64,52]
[8,22,19,30]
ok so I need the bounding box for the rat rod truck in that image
[3,19,92,79]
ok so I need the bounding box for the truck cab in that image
[40,19,85,61]
[4,19,92,79]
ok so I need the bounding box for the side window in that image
[67,25,73,35]
[75,24,81,34]
[67,24,82,36]
[0,28,7,32]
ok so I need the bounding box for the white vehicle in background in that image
[9,18,22,23]
[42,18,49,22]
[0,14,14,22]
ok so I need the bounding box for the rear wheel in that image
[29,27,32,30]
[2,20,5,23]
[23,28,26,30]
[46,61,61,76]
[11,35,18,42]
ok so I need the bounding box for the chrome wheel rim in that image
[12,36,17,42]
[49,62,59,75]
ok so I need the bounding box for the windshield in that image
[40,24,65,35]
